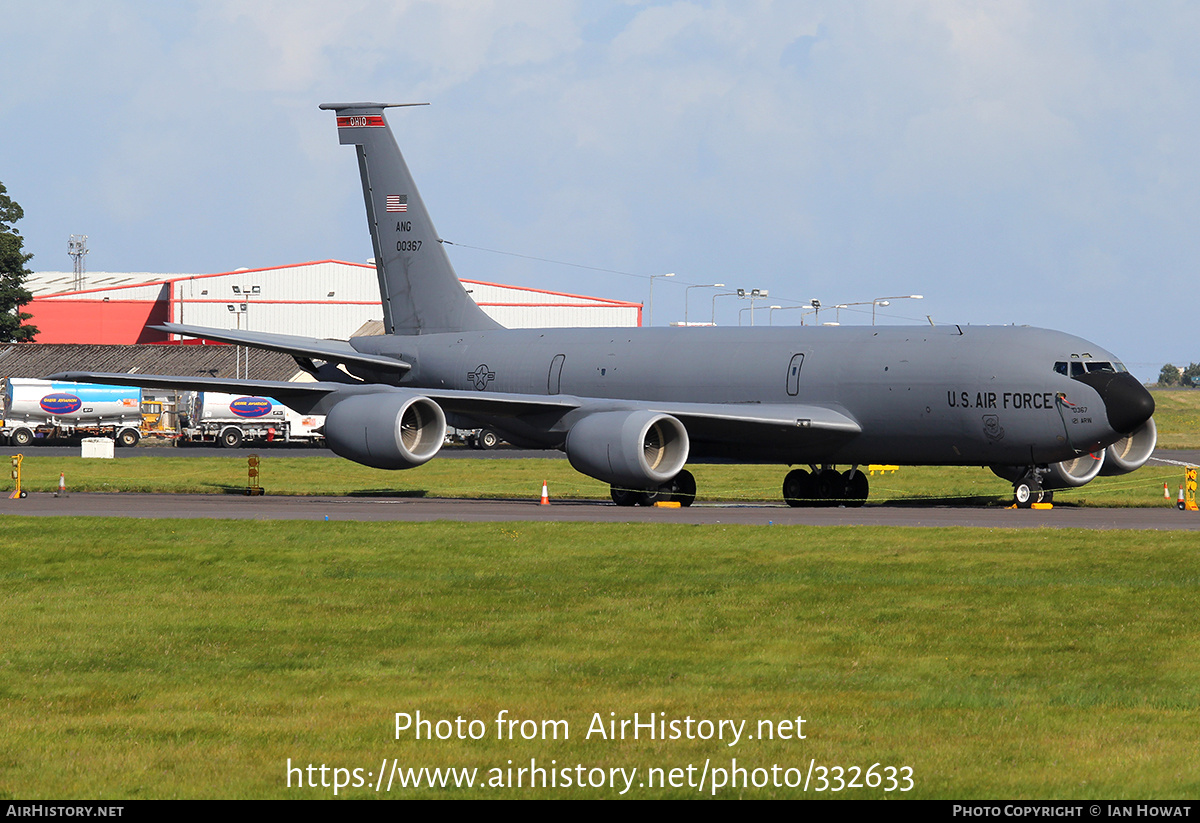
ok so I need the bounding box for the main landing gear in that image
[1012,468,1053,508]
[610,469,697,507]
[783,466,869,508]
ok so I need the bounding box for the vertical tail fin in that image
[320,102,501,335]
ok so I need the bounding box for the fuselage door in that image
[548,354,566,394]
[786,353,804,396]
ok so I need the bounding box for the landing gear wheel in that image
[783,469,814,508]
[478,429,500,450]
[611,485,640,507]
[1014,482,1034,508]
[843,468,869,507]
[815,468,844,507]
[660,469,696,507]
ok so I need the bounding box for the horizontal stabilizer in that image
[155,323,411,374]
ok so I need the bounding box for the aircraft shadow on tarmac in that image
[344,489,429,498]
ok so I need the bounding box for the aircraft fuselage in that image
[353,323,1124,467]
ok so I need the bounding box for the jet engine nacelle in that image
[324,392,446,469]
[989,415,1157,489]
[1098,417,1157,476]
[565,410,689,489]
[990,452,1106,489]
[1044,452,1106,488]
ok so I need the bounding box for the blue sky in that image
[3,1,1198,381]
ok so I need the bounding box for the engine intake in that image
[990,451,1105,489]
[565,410,689,489]
[1099,417,1157,476]
[1045,451,1106,487]
[325,392,446,469]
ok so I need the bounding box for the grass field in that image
[1,519,1198,799]
[4,387,1194,506]
[1149,389,1200,449]
[4,451,1189,508]
[1,391,1196,799]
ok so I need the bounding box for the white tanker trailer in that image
[1,378,144,446]
[178,391,325,447]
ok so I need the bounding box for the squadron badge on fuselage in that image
[982,414,1005,442]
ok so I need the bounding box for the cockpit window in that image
[1056,360,1125,378]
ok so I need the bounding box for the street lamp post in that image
[226,302,249,379]
[747,288,768,326]
[227,283,261,378]
[684,283,724,325]
[710,291,741,325]
[647,272,675,326]
[872,294,923,325]
[833,300,875,323]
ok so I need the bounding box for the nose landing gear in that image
[1012,468,1053,508]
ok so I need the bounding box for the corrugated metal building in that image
[27,260,642,344]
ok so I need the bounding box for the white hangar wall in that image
[30,260,643,343]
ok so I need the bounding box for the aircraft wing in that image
[650,401,862,455]
[46,371,353,415]
[419,394,861,447]
[45,372,585,418]
[152,323,412,375]
[641,401,860,433]
[47,370,860,447]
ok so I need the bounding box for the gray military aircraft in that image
[54,102,1158,508]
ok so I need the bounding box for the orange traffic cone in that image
[56,472,67,498]
[540,480,550,505]
[1165,482,1171,499]
[1178,487,1186,511]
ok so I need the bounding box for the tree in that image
[0,182,37,342]
[1159,363,1181,386]
[1183,363,1200,389]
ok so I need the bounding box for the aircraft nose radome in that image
[1091,372,1155,434]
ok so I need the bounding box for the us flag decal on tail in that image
[386,194,408,213]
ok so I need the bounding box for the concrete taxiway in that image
[4,492,1198,530]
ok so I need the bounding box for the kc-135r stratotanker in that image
[55,102,1157,507]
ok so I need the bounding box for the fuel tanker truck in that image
[0,378,143,446]
[177,391,325,447]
